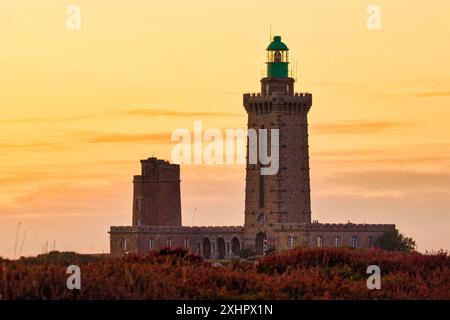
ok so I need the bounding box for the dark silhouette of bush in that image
[239,248,254,259]
[17,251,103,266]
[374,230,416,252]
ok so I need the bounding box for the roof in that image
[266,35,289,51]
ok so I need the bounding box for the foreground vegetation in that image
[1,248,448,299]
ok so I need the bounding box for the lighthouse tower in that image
[243,36,313,255]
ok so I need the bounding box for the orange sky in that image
[1,1,449,258]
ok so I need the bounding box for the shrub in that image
[375,230,416,252]
[0,247,448,299]
[239,248,254,259]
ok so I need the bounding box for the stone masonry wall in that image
[132,158,181,227]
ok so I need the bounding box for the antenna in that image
[19,229,27,258]
[13,221,21,260]
[290,61,295,78]
[192,206,198,226]
[189,206,198,254]
[269,24,272,41]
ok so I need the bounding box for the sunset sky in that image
[1,0,449,258]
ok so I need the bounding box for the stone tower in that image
[132,157,182,227]
[243,36,313,254]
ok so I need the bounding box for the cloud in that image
[372,90,450,99]
[0,170,123,189]
[127,108,241,117]
[223,91,242,95]
[314,148,450,162]
[311,79,450,100]
[311,120,410,134]
[0,115,94,124]
[0,181,130,218]
[83,132,171,144]
[311,81,358,88]
[416,91,450,98]
[0,142,68,152]
[315,170,450,199]
[312,143,450,168]
[0,172,50,187]
[79,126,248,145]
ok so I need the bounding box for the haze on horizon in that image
[1,0,449,258]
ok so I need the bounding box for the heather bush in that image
[0,248,448,300]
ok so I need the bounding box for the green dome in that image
[266,36,289,51]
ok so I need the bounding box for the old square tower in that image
[109,36,395,257]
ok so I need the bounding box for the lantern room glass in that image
[267,50,289,63]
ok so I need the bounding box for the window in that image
[166,239,172,248]
[352,236,358,248]
[263,238,268,255]
[259,173,265,208]
[183,239,189,249]
[367,236,373,248]
[317,236,323,248]
[149,239,155,250]
[120,238,127,251]
[135,198,142,211]
[335,236,341,247]
[288,236,295,249]
[274,50,282,62]
[257,213,265,224]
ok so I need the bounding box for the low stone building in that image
[110,225,243,259]
[109,36,396,258]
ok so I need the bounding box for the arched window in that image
[231,237,240,256]
[217,238,226,259]
[256,232,267,256]
[202,238,211,259]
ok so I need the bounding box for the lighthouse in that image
[243,35,313,255]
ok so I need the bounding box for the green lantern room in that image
[261,35,295,96]
[266,36,289,78]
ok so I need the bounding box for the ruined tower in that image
[132,157,182,227]
[243,36,313,254]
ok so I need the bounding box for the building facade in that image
[110,36,395,258]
